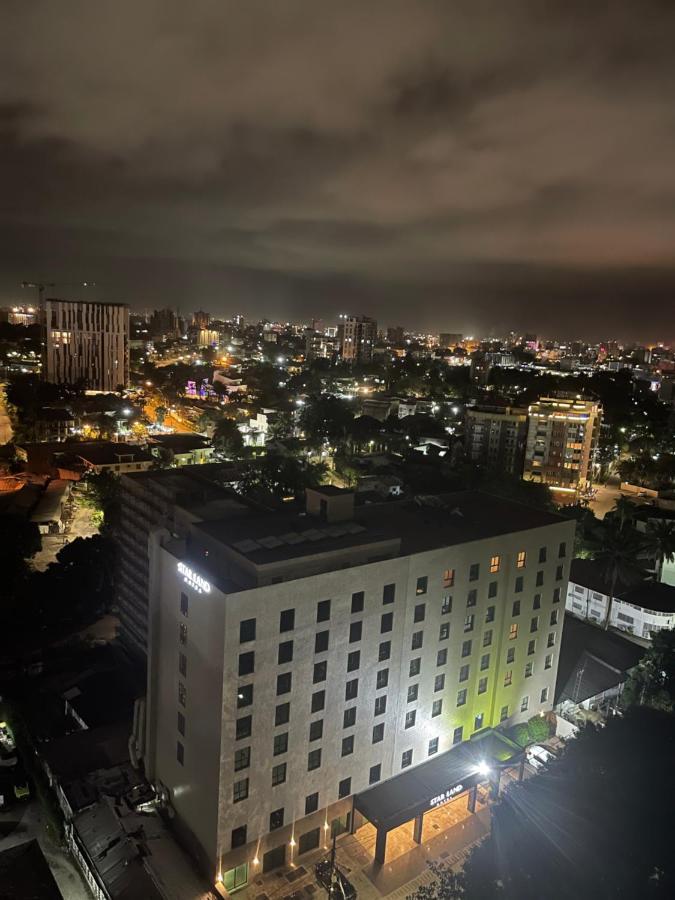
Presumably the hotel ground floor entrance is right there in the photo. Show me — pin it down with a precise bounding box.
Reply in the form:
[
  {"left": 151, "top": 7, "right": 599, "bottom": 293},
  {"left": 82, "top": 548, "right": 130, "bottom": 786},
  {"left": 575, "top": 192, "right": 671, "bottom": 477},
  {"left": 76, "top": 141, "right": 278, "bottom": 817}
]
[{"left": 352, "top": 729, "right": 524, "bottom": 866}]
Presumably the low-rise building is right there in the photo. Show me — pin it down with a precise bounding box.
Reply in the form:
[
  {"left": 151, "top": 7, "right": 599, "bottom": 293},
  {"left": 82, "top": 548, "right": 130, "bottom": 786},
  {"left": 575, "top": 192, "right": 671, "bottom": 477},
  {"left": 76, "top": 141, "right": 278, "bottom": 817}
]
[
  {"left": 148, "top": 433, "right": 215, "bottom": 467},
  {"left": 465, "top": 406, "right": 528, "bottom": 476},
  {"left": 566, "top": 558, "right": 675, "bottom": 638}
]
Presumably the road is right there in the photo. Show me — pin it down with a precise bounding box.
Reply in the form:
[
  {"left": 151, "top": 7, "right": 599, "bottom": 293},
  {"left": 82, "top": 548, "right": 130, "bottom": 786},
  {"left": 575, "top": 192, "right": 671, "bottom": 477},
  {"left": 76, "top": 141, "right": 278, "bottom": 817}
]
[
  {"left": 0, "top": 383, "right": 13, "bottom": 444},
  {"left": 0, "top": 800, "right": 92, "bottom": 899},
  {"left": 144, "top": 395, "right": 197, "bottom": 433},
  {"left": 588, "top": 484, "right": 622, "bottom": 519}
]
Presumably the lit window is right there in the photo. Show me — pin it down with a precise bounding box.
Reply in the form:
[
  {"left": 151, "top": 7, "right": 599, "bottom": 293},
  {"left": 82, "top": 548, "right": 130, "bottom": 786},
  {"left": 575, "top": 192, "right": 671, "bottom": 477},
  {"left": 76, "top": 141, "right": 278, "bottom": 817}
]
[
  {"left": 517, "top": 551, "right": 526, "bottom": 569},
  {"left": 504, "top": 670, "right": 512, "bottom": 686},
  {"left": 489, "top": 555, "right": 500, "bottom": 574},
  {"left": 509, "top": 623, "right": 518, "bottom": 640},
  {"left": 443, "top": 569, "right": 455, "bottom": 588}
]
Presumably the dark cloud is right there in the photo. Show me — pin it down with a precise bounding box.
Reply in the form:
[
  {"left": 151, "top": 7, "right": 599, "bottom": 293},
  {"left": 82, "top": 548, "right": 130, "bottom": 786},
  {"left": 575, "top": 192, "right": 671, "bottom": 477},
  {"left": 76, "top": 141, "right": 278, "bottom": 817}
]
[{"left": 1, "top": 0, "right": 675, "bottom": 340}]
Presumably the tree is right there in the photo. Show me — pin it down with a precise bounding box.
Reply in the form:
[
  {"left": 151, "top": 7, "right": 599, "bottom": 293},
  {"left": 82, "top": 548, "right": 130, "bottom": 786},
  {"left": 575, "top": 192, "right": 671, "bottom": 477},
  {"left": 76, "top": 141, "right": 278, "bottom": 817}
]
[
  {"left": 80, "top": 470, "right": 121, "bottom": 530},
  {"left": 239, "top": 454, "right": 327, "bottom": 501},
  {"left": 299, "top": 396, "right": 354, "bottom": 445},
  {"left": 611, "top": 495, "right": 637, "bottom": 529},
  {"left": 212, "top": 417, "right": 244, "bottom": 458},
  {"left": 588, "top": 520, "right": 645, "bottom": 629},
  {"left": 155, "top": 405, "right": 168, "bottom": 427},
  {"left": 644, "top": 520, "right": 675, "bottom": 581},
  {"left": 456, "top": 707, "right": 675, "bottom": 899},
  {"left": 406, "top": 860, "right": 463, "bottom": 900},
  {"left": 623, "top": 628, "right": 675, "bottom": 711}
]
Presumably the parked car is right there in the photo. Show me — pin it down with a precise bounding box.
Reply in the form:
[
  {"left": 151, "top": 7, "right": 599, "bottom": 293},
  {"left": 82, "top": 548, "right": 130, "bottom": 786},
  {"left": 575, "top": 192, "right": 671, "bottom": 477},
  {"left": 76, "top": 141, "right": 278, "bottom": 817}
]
[{"left": 526, "top": 744, "right": 556, "bottom": 771}]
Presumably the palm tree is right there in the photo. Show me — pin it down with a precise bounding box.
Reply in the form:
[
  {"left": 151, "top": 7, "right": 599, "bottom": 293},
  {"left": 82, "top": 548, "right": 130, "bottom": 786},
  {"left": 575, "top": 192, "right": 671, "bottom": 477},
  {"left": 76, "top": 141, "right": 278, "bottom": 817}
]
[
  {"left": 589, "top": 521, "right": 646, "bottom": 630},
  {"left": 644, "top": 520, "right": 675, "bottom": 582},
  {"left": 611, "top": 495, "right": 637, "bottom": 529}
]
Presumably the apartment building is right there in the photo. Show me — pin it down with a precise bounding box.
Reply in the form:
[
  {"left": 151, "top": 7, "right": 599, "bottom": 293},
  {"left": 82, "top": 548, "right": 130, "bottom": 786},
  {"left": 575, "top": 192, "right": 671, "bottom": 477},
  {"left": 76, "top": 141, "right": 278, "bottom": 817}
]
[
  {"left": 339, "top": 315, "right": 377, "bottom": 364},
  {"left": 115, "top": 464, "right": 243, "bottom": 661},
  {"left": 144, "top": 488, "right": 574, "bottom": 888},
  {"left": 464, "top": 406, "right": 528, "bottom": 476},
  {"left": 44, "top": 298, "right": 129, "bottom": 391},
  {"left": 523, "top": 395, "right": 602, "bottom": 497}
]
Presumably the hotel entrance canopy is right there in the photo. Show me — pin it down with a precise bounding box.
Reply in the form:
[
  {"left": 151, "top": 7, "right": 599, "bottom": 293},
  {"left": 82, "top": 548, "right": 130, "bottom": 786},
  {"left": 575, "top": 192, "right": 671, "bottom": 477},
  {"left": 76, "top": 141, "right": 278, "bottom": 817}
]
[{"left": 354, "top": 729, "right": 523, "bottom": 835}]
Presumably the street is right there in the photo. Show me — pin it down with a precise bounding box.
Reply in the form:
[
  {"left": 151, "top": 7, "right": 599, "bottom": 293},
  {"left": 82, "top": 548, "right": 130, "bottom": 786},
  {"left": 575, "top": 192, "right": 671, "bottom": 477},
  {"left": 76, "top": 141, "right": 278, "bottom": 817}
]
[
  {"left": 587, "top": 484, "right": 622, "bottom": 519},
  {"left": 31, "top": 495, "right": 99, "bottom": 572}
]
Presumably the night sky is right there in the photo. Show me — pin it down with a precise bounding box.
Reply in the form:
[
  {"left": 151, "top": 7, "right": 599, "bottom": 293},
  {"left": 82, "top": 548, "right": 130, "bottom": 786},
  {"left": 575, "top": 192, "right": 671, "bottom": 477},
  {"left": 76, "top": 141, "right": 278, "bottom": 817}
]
[{"left": 2, "top": 1, "right": 675, "bottom": 341}]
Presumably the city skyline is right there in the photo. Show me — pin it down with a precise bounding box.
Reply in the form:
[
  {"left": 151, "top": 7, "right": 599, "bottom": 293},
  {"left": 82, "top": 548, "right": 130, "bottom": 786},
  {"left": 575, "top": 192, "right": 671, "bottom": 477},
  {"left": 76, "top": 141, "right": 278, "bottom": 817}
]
[{"left": 2, "top": 2, "right": 675, "bottom": 342}]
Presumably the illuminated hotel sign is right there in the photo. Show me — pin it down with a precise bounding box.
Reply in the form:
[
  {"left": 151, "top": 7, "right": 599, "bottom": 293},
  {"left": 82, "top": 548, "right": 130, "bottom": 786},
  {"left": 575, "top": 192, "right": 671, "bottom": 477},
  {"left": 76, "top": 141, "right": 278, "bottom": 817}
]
[
  {"left": 429, "top": 783, "right": 464, "bottom": 808},
  {"left": 177, "top": 562, "right": 211, "bottom": 594}
]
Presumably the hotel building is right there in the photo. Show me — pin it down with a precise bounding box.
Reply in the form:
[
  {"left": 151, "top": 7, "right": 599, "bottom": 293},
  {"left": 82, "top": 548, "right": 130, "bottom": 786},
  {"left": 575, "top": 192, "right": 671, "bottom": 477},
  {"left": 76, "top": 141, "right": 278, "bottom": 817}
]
[{"left": 144, "top": 487, "right": 574, "bottom": 889}]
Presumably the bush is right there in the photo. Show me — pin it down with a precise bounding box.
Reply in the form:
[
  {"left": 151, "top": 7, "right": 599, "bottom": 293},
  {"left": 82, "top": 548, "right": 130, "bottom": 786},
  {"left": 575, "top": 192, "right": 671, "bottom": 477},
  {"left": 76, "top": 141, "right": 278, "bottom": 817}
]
[
  {"left": 511, "top": 722, "right": 530, "bottom": 747},
  {"left": 527, "top": 714, "right": 552, "bottom": 743}
]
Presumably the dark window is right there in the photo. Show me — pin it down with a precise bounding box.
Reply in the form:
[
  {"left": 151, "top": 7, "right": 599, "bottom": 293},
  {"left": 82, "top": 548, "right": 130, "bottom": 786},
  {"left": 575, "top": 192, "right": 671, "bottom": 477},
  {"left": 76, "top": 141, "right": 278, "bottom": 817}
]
[
  {"left": 270, "top": 808, "right": 284, "bottom": 830},
  {"left": 231, "top": 825, "right": 247, "bottom": 849},
  {"left": 483, "top": 629, "right": 493, "bottom": 647},
  {"left": 272, "top": 763, "right": 287, "bottom": 786},
  {"left": 411, "top": 631, "right": 423, "bottom": 650},
  {"left": 432, "top": 699, "right": 442, "bottom": 717},
  {"left": 372, "top": 723, "right": 384, "bottom": 743},
  {"left": 405, "top": 710, "right": 416, "bottom": 729},
  {"left": 374, "top": 695, "right": 386, "bottom": 715},
  {"left": 349, "top": 621, "right": 362, "bottom": 643},
  {"left": 461, "top": 640, "right": 472, "bottom": 657},
  {"left": 558, "top": 542, "right": 567, "bottom": 558},
  {"left": 317, "top": 599, "right": 331, "bottom": 622},
  {"left": 414, "top": 603, "right": 426, "bottom": 623},
  {"left": 180, "top": 592, "right": 188, "bottom": 617},
  {"left": 345, "top": 678, "right": 358, "bottom": 701},
  {"left": 515, "top": 576, "right": 524, "bottom": 593},
  {"left": 439, "top": 622, "right": 450, "bottom": 640},
  {"left": 237, "top": 684, "right": 253, "bottom": 708},
  {"left": 401, "top": 749, "right": 413, "bottom": 768},
  {"left": 239, "top": 618, "right": 256, "bottom": 643},
  {"left": 506, "top": 647, "right": 515, "bottom": 664},
  {"left": 383, "top": 583, "right": 396, "bottom": 604},
  {"left": 539, "top": 546, "right": 547, "bottom": 563},
  {"left": 512, "top": 600, "right": 521, "bottom": 617},
  {"left": 177, "top": 741, "right": 184, "bottom": 765},
  {"left": 474, "top": 713, "right": 484, "bottom": 731},
  {"left": 305, "top": 792, "right": 319, "bottom": 815},
  {"left": 533, "top": 593, "right": 541, "bottom": 610},
  {"left": 379, "top": 641, "right": 391, "bottom": 661},
  {"left": 275, "top": 701, "right": 290, "bottom": 725},
  {"left": 276, "top": 672, "right": 292, "bottom": 695},
  {"left": 556, "top": 565, "right": 563, "bottom": 581},
  {"left": 369, "top": 764, "right": 381, "bottom": 784},
  {"left": 428, "top": 737, "right": 439, "bottom": 756},
  {"left": 236, "top": 716, "right": 252, "bottom": 740},
  {"left": 553, "top": 587, "right": 561, "bottom": 603},
  {"left": 376, "top": 668, "right": 389, "bottom": 689},
  {"left": 178, "top": 682, "right": 186, "bottom": 707},
  {"left": 273, "top": 733, "right": 288, "bottom": 756},
  {"left": 351, "top": 591, "right": 365, "bottom": 613},
  {"left": 527, "top": 639, "right": 536, "bottom": 656},
  {"left": 485, "top": 606, "right": 495, "bottom": 623},
  {"left": 441, "top": 595, "right": 452, "bottom": 614},
  {"left": 478, "top": 677, "right": 488, "bottom": 694},
  {"left": 315, "top": 630, "right": 329, "bottom": 653},
  {"left": 453, "top": 726, "right": 463, "bottom": 745},
  {"left": 238, "top": 652, "right": 254, "bottom": 676},
  {"left": 311, "top": 690, "right": 325, "bottom": 713},
  {"left": 178, "top": 652, "right": 187, "bottom": 677},
  {"left": 341, "top": 736, "right": 354, "bottom": 757},
  {"left": 407, "top": 684, "right": 418, "bottom": 703},
  {"left": 278, "top": 640, "right": 293, "bottom": 664},
  {"left": 308, "top": 749, "right": 322, "bottom": 771},
  {"left": 381, "top": 612, "right": 394, "bottom": 633},
  {"left": 467, "top": 589, "right": 477, "bottom": 608},
  {"left": 530, "top": 616, "right": 539, "bottom": 633},
  {"left": 179, "top": 622, "right": 187, "bottom": 645},
  {"left": 416, "top": 576, "right": 428, "bottom": 595},
  {"left": 463, "top": 615, "right": 474, "bottom": 633},
  {"left": 480, "top": 653, "right": 490, "bottom": 671},
  {"left": 309, "top": 719, "right": 323, "bottom": 741},
  {"left": 434, "top": 674, "right": 445, "bottom": 692},
  {"left": 347, "top": 650, "right": 360, "bottom": 672},
  {"left": 469, "top": 563, "right": 480, "bottom": 581},
  {"left": 536, "top": 570, "right": 544, "bottom": 587},
  {"left": 280, "top": 609, "right": 295, "bottom": 632},
  {"left": 313, "top": 661, "right": 327, "bottom": 684},
  {"left": 437, "top": 648, "right": 447, "bottom": 666},
  {"left": 409, "top": 657, "right": 421, "bottom": 677},
  {"left": 177, "top": 711, "right": 185, "bottom": 736},
  {"left": 233, "top": 778, "right": 249, "bottom": 803},
  {"left": 459, "top": 664, "right": 470, "bottom": 682},
  {"left": 338, "top": 777, "right": 352, "bottom": 798},
  {"left": 343, "top": 707, "right": 356, "bottom": 728},
  {"left": 488, "top": 581, "right": 498, "bottom": 599}
]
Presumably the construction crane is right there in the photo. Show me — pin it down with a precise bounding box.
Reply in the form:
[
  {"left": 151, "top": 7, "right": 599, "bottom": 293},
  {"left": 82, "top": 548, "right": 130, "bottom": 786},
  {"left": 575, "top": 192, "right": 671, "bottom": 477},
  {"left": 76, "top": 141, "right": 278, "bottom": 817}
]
[{"left": 21, "top": 280, "right": 96, "bottom": 308}]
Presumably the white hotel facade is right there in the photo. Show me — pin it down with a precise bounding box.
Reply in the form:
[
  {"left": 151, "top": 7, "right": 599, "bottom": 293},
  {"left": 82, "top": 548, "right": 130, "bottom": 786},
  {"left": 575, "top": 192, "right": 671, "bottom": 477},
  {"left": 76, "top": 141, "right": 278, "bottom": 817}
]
[{"left": 144, "top": 488, "right": 574, "bottom": 889}]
